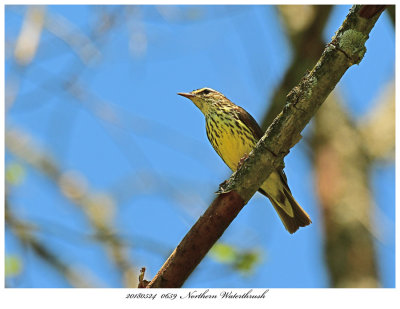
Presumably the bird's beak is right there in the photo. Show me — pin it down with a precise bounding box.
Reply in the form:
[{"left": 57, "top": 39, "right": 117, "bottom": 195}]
[{"left": 178, "top": 92, "right": 195, "bottom": 99}]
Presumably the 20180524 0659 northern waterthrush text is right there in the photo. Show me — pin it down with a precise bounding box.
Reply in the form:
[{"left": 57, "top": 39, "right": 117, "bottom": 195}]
[{"left": 178, "top": 87, "right": 311, "bottom": 234}]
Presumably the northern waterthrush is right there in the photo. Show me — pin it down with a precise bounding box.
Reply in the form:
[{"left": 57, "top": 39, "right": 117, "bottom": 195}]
[{"left": 178, "top": 87, "right": 311, "bottom": 234}]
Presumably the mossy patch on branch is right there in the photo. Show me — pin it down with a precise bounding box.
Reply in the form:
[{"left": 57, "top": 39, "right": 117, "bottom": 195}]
[{"left": 338, "top": 29, "right": 367, "bottom": 64}]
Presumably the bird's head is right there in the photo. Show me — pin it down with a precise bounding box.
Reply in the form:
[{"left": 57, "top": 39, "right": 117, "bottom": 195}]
[{"left": 178, "top": 87, "right": 230, "bottom": 116}]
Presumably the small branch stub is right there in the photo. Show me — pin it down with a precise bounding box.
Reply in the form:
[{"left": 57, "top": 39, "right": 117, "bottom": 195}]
[{"left": 137, "top": 267, "right": 149, "bottom": 288}]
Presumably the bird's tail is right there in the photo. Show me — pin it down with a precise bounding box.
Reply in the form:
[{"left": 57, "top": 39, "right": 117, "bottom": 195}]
[{"left": 259, "top": 186, "right": 311, "bottom": 234}]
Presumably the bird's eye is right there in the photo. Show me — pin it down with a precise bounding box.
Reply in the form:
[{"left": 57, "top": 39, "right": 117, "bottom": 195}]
[{"left": 200, "top": 89, "right": 211, "bottom": 95}]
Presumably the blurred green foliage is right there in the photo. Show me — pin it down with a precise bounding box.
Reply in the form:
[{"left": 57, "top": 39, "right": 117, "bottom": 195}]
[
  {"left": 5, "top": 255, "right": 23, "bottom": 278},
  {"left": 210, "top": 243, "right": 262, "bottom": 275},
  {"left": 5, "top": 162, "right": 26, "bottom": 186}
]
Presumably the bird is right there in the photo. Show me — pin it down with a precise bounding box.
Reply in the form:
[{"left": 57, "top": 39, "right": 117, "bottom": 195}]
[{"left": 178, "top": 87, "right": 311, "bottom": 234}]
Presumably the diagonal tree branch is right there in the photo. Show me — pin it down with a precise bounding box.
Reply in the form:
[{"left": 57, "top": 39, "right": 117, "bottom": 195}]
[{"left": 146, "top": 5, "right": 385, "bottom": 288}]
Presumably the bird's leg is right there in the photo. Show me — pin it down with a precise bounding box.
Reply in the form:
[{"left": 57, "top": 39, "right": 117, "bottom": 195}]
[{"left": 237, "top": 153, "right": 249, "bottom": 170}]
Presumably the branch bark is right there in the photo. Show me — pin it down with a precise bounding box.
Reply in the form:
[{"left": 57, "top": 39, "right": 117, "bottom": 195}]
[{"left": 146, "top": 5, "right": 385, "bottom": 288}]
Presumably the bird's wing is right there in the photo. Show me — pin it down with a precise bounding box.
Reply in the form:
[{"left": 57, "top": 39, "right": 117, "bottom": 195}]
[
  {"left": 234, "top": 105, "right": 264, "bottom": 140},
  {"left": 235, "top": 105, "right": 291, "bottom": 190}
]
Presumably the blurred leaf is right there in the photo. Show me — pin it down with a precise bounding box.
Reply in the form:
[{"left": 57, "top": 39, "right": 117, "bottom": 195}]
[
  {"left": 5, "top": 255, "right": 23, "bottom": 277},
  {"left": 5, "top": 162, "right": 26, "bottom": 185},
  {"left": 211, "top": 243, "right": 262, "bottom": 275},
  {"left": 210, "top": 243, "right": 236, "bottom": 263},
  {"left": 234, "top": 251, "right": 261, "bottom": 274}
]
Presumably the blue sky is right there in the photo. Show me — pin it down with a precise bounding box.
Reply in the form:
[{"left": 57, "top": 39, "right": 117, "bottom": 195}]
[{"left": 5, "top": 5, "right": 395, "bottom": 288}]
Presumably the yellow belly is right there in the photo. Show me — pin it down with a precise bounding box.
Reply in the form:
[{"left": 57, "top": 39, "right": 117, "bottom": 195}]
[
  {"left": 216, "top": 130, "right": 254, "bottom": 171},
  {"left": 206, "top": 115, "right": 257, "bottom": 172},
  {"left": 207, "top": 119, "right": 292, "bottom": 215}
]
